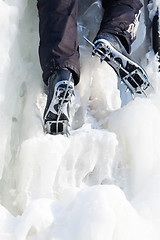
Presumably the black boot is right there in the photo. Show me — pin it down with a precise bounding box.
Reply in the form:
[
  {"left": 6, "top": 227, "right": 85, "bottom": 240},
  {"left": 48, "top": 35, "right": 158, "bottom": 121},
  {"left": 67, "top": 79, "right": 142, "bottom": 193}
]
[
  {"left": 90, "top": 33, "right": 151, "bottom": 96},
  {"left": 44, "top": 69, "right": 74, "bottom": 135}
]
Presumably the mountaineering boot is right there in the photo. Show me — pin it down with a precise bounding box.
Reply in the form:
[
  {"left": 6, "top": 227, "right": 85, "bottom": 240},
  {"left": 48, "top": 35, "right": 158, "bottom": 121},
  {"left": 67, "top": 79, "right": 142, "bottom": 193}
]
[
  {"left": 43, "top": 69, "right": 74, "bottom": 135},
  {"left": 84, "top": 33, "right": 152, "bottom": 97}
]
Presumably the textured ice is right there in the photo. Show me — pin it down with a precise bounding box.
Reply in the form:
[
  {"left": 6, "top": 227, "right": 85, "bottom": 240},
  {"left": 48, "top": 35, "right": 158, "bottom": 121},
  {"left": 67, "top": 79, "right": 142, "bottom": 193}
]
[{"left": 0, "top": 0, "right": 160, "bottom": 240}]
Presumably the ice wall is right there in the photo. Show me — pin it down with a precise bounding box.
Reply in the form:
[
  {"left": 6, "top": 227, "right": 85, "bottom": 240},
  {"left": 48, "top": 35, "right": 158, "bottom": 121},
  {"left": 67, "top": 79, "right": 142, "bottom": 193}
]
[{"left": 0, "top": 0, "right": 160, "bottom": 240}]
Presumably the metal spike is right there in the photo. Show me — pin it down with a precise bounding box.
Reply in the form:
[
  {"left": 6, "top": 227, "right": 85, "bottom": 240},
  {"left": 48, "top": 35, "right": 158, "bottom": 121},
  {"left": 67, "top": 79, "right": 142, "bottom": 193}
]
[
  {"left": 125, "top": 87, "right": 130, "bottom": 93},
  {"left": 120, "top": 80, "right": 124, "bottom": 85},
  {"left": 131, "top": 93, "right": 135, "bottom": 100},
  {"left": 83, "top": 36, "right": 95, "bottom": 48}
]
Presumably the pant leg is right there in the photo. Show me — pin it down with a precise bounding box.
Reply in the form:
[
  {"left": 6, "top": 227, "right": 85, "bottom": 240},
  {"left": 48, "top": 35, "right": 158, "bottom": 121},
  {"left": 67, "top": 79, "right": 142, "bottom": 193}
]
[
  {"left": 37, "top": 0, "right": 80, "bottom": 85},
  {"left": 97, "top": 0, "right": 143, "bottom": 53}
]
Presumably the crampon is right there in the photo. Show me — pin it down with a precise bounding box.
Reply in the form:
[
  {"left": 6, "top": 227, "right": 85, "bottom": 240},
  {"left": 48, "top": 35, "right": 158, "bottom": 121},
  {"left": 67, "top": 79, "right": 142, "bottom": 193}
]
[{"left": 84, "top": 36, "right": 153, "bottom": 98}]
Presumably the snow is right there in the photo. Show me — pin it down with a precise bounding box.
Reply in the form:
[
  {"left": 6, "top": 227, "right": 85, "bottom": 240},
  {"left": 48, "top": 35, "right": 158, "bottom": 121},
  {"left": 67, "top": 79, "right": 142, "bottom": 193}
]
[
  {"left": 0, "top": 0, "right": 160, "bottom": 239},
  {"left": 148, "top": 0, "right": 160, "bottom": 21}
]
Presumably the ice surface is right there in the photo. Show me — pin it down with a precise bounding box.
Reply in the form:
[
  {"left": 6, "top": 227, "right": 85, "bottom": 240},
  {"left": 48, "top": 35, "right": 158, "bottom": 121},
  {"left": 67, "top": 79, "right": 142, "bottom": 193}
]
[{"left": 0, "top": 0, "right": 160, "bottom": 240}]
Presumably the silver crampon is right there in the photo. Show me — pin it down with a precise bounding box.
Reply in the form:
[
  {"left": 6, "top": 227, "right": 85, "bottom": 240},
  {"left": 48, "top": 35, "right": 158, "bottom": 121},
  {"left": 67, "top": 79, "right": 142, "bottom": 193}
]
[
  {"left": 44, "top": 74, "right": 74, "bottom": 136},
  {"left": 84, "top": 36, "right": 153, "bottom": 98},
  {"left": 44, "top": 119, "right": 70, "bottom": 136}
]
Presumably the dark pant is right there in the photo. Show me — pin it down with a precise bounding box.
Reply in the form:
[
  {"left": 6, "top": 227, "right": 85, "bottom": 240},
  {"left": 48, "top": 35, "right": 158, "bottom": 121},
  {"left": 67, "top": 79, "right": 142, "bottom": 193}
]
[{"left": 37, "top": 0, "right": 143, "bottom": 85}]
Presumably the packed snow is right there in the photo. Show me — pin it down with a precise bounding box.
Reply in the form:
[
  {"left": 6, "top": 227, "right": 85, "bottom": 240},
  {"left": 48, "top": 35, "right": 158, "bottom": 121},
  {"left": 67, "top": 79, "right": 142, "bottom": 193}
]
[{"left": 0, "top": 0, "right": 160, "bottom": 239}]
